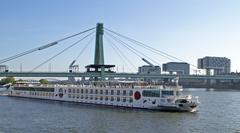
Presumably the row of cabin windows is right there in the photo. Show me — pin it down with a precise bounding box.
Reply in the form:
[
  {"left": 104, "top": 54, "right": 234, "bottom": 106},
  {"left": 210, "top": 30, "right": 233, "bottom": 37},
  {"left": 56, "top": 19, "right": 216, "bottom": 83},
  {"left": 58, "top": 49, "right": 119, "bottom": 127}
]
[
  {"left": 14, "top": 87, "right": 54, "bottom": 92},
  {"left": 142, "top": 90, "right": 160, "bottom": 97},
  {"left": 142, "top": 90, "right": 174, "bottom": 97},
  {"left": 29, "top": 91, "right": 54, "bottom": 97},
  {"left": 68, "top": 94, "right": 133, "bottom": 103},
  {"left": 162, "top": 90, "right": 174, "bottom": 96},
  {"left": 68, "top": 89, "right": 133, "bottom": 96}
]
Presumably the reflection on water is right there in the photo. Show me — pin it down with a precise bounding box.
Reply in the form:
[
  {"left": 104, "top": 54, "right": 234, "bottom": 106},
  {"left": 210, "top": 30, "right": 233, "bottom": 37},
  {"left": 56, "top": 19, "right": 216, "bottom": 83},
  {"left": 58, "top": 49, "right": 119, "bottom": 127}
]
[{"left": 0, "top": 89, "right": 240, "bottom": 133}]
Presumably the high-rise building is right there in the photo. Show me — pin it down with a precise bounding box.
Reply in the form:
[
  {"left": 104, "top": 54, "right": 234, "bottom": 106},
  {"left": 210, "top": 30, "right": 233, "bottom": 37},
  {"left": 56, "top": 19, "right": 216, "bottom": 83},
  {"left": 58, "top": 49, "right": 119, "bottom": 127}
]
[
  {"left": 138, "top": 65, "right": 161, "bottom": 82},
  {"left": 0, "top": 65, "right": 8, "bottom": 72},
  {"left": 138, "top": 65, "right": 161, "bottom": 74},
  {"left": 162, "top": 62, "right": 190, "bottom": 75},
  {"left": 197, "top": 56, "right": 231, "bottom": 75}
]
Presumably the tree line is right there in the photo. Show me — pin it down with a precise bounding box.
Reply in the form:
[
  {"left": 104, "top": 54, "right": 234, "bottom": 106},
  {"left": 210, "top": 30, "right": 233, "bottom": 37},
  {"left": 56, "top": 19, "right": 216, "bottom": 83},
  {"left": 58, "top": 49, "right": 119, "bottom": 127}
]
[{"left": 0, "top": 77, "right": 48, "bottom": 85}]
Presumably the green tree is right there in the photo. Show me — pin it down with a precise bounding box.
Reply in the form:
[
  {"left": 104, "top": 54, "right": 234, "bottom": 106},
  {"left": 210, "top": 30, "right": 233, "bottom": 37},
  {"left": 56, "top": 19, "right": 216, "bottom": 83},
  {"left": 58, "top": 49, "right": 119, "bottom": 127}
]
[
  {"left": 0, "top": 77, "right": 16, "bottom": 85},
  {"left": 39, "top": 79, "right": 48, "bottom": 84},
  {"left": 18, "top": 79, "right": 24, "bottom": 82}
]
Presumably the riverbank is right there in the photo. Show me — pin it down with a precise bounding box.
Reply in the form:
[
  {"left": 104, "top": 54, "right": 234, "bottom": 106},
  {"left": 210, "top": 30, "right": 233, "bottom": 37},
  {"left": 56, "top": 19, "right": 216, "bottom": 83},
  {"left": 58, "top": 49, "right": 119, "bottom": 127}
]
[
  {"left": 181, "top": 84, "right": 240, "bottom": 90},
  {"left": 179, "top": 78, "right": 240, "bottom": 90}
]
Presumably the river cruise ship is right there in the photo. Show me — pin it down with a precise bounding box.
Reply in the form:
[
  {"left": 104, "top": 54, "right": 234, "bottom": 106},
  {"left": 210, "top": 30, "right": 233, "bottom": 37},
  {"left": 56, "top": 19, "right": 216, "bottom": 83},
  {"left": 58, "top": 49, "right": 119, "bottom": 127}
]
[
  {"left": 8, "top": 81, "right": 199, "bottom": 112},
  {"left": 8, "top": 82, "right": 199, "bottom": 112}
]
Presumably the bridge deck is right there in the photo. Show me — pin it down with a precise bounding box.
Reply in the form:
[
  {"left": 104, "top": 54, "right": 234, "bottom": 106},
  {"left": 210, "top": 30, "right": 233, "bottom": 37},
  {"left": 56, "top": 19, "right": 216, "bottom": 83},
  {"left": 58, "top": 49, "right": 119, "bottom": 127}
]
[{"left": 1, "top": 72, "right": 240, "bottom": 80}]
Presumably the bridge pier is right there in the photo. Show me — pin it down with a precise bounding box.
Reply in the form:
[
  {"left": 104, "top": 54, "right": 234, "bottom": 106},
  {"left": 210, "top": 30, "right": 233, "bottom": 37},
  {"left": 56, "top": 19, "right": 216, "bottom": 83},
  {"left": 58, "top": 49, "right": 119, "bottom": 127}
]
[
  {"left": 85, "top": 23, "right": 115, "bottom": 81},
  {"left": 204, "top": 79, "right": 216, "bottom": 88}
]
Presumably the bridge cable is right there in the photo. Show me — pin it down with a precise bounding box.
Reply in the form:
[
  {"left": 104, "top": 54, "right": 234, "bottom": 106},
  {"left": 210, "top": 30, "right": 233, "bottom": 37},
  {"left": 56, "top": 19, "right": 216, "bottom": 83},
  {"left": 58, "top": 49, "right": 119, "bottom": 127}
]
[
  {"left": 30, "top": 31, "right": 95, "bottom": 72},
  {"left": 106, "top": 28, "right": 175, "bottom": 62},
  {"left": 69, "top": 35, "right": 95, "bottom": 68},
  {"left": 74, "top": 35, "right": 95, "bottom": 62},
  {"left": 0, "top": 27, "right": 96, "bottom": 65},
  {"left": 105, "top": 28, "right": 180, "bottom": 62},
  {"left": 106, "top": 31, "right": 161, "bottom": 66},
  {"left": 105, "top": 31, "right": 161, "bottom": 66},
  {"left": 105, "top": 36, "right": 136, "bottom": 72},
  {"left": 104, "top": 35, "right": 135, "bottom": 72},
  {"left": 104, "top": 28, "right": 198, "bottom": 68}
]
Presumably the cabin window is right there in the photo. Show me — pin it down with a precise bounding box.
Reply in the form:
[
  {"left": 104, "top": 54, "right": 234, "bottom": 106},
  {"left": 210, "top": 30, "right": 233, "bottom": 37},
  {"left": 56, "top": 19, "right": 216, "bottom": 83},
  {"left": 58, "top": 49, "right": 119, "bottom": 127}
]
[
  {"left": 123, "top": 97, "right": 126, "bottom": 102},
  {"left": 85, "top": 89, "right": 88, "bottom": 94},
  {"left": 81, "top": 95, "right": 84, "bottom": 99},
  {"left": 105, "top": 90, "right": 108, "bottom": 95},
  {"left": 77, "top": 89, "right": 80, "bottom": 93},
  {"left": 100, "top": 90, "right": 103, "bottom": 94},
  {"left": 142, "top": 90, "right": 160, "bottom": 97},
  {"left": 90, "top": 95, "right": 93, "bottom": 100},
  {"left": 95, "top": 89, "right": 98, "bottom": 94},
  {"left": 117, "top": 90, "right": 120, "bottom": 95},
  {"left": 100, "top": 96, "right": 103, "bottom": 100},
  {"left": 90, "top": 89, "right": 93, "bottom": 94},
  {"left": 59, "top": 88, "right": 63, "bottom": 93},
  {"left": 117, "top": 97, "right": 120, "bottom": 102},
  {"left": 129, "top": 90, "right": 133, "bottom": 96},
  {"left": 162, "top": 90, "right": 174, "bottom": 97},
  {"left": 111, "top": 97, "right": 114, "bottom": 101},
  {"left": 123, "top": 90, "right": 126, "bottom": 95},
  {"left": 111, "top": 90, "right": 114, "bottom": 95},
  {"left": 129, "top": 98, "right": 133, "bottom": 103},
  {"left": 81, "top": 89, "right": 84, "bottom": 93},
  {"left": 105, "top": 97, "right": 108, "bottom": 101}
]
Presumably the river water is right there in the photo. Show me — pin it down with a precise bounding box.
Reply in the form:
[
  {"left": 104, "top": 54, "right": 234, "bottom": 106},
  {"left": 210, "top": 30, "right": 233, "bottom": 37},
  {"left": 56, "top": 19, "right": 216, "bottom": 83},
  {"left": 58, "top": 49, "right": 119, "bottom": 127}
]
[{"left": 0, "top": 88, "right": 240, "bottom": 133}]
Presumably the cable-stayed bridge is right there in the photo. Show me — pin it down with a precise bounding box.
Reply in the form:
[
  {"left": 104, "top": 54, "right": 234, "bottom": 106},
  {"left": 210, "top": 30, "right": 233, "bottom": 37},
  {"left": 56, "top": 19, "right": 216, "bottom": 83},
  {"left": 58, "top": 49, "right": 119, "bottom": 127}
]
[{"left": 0, "top": 23, "right": 240, "bottom": 82}]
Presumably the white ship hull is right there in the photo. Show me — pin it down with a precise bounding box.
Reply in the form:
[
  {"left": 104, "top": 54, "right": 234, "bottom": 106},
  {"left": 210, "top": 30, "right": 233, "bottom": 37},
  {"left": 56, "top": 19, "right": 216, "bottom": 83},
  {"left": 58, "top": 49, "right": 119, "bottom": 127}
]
[{"left": 8, "top": 84, "right": 199, "bottom": 112}]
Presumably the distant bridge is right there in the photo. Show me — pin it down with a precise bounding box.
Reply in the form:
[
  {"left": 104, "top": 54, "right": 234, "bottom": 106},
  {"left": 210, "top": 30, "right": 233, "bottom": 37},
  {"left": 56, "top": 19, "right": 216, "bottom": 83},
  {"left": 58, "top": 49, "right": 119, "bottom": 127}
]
[{"left": 1, "top": 72, "right": 240, "bottom": 80}]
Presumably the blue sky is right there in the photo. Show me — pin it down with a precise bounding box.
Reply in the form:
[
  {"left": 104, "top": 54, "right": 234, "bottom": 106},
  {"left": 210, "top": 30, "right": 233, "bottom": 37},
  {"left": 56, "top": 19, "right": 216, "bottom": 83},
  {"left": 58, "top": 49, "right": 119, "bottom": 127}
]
[{"left": 0, "top": 0, "right": 240, "bottom": 73}]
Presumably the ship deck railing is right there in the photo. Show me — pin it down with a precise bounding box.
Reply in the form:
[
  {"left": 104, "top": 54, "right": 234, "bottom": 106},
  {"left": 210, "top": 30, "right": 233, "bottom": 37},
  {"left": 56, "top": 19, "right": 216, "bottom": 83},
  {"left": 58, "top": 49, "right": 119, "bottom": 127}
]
[
  {"left": 13, "top": 84, "right": 167, "bottom": 89},
  {"left": 13, "top": 84, "right": 185, "bottom": 91}
]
